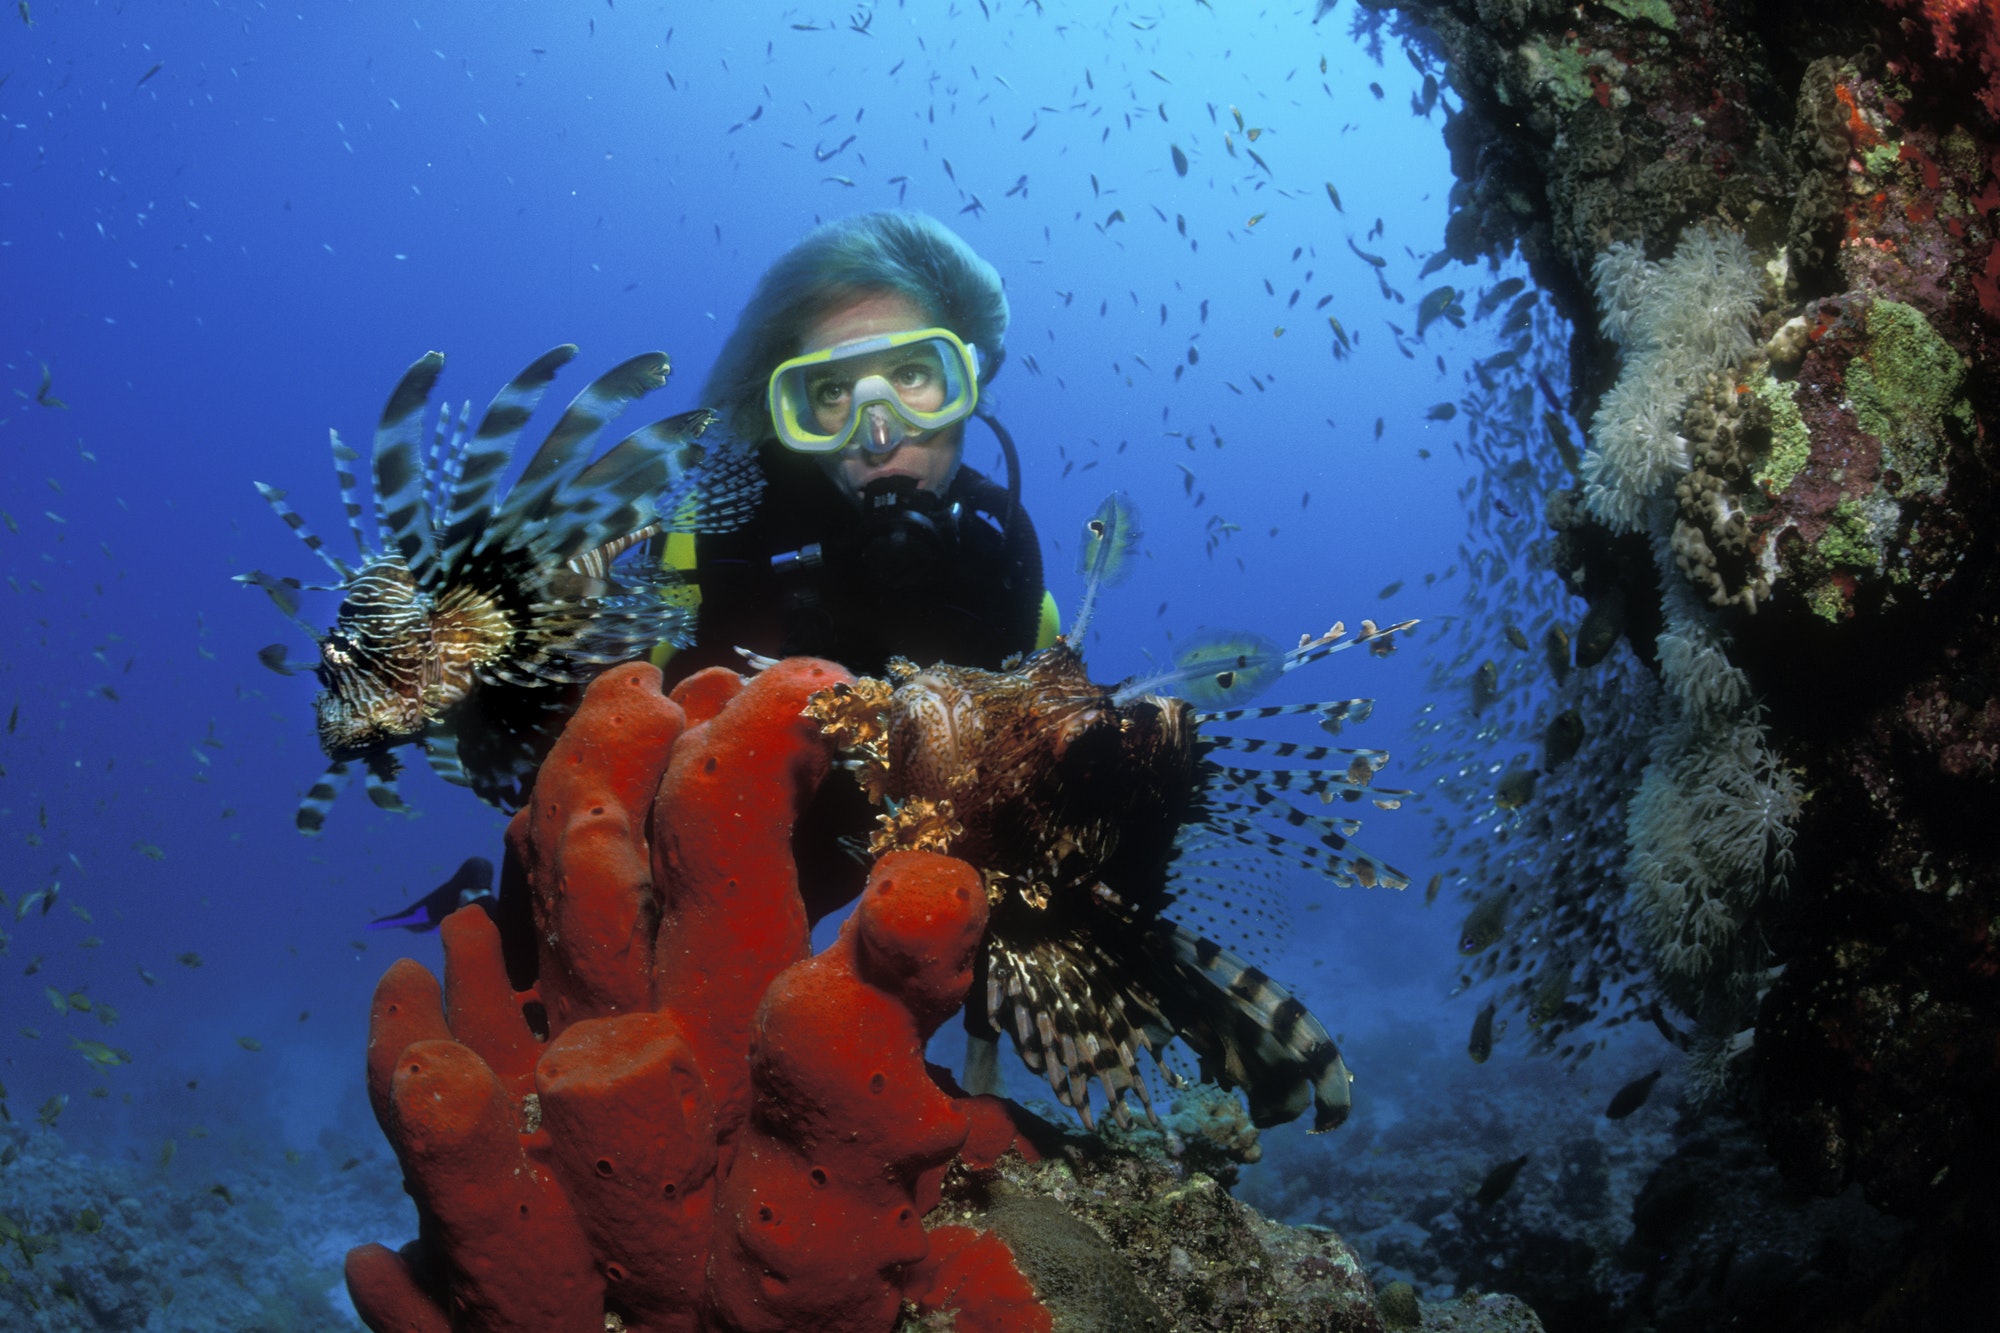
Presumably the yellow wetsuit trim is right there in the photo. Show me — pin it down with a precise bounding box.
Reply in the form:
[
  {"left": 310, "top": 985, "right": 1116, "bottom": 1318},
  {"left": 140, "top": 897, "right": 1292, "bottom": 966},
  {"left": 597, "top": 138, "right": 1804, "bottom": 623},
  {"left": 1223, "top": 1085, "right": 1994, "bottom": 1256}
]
[
  {"left": 1034, "top": 589, "right": 1060, "bottom": 651},
  {"left": 648, "top": 532, "right": 702, "bottom": 669}
]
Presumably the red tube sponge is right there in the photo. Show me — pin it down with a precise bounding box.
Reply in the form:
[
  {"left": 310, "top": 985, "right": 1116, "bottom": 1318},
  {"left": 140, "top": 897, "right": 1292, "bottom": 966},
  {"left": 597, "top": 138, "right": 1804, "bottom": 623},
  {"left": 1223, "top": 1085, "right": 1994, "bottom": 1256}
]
[{"left": 348, "top": 661, "right": 1048, "bottom": 1333}]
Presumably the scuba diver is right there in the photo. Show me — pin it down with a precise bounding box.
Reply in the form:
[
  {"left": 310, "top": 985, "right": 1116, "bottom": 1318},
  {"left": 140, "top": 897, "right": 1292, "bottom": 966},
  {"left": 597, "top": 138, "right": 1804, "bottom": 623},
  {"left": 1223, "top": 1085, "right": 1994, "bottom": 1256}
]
[
  {"left": 655, "top": 213, "right": 1056, "bottom": 1099},
  {"left": 654, "top": 210, "right": 1057, "bottom": 684}
]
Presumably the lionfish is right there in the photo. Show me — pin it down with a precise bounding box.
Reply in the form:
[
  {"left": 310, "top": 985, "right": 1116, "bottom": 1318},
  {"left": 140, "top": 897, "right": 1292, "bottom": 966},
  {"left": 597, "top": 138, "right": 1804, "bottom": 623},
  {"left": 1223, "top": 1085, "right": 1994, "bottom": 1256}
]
[
  {"left": 242, "top": 346, "right": 761, "bottom": 832},
  {"left": 806, "top": 492, "right": 1416, "bottom": 1133}
]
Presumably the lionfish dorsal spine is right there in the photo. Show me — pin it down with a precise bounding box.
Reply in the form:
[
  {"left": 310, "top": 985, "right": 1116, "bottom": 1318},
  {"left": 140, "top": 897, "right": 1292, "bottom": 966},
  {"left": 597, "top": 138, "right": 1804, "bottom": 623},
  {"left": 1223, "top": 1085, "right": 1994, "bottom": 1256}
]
[
  {"left": 252, "top": 480, "right": 353, "bottom": 581},
  {"left": 371, "top": 350, "right": 447, "bottom": 583},
  {"left": 484, "top": 351, "right": 672, "bottom": 550},
  {"left": 432, "top": 345, "right": 579, "bottom": 579},
  {"left": 424, "top": 397, "right": 472, "bottom": 526},
  {"left": 328, "top": 430, "right": 370, "bottom": 561}
]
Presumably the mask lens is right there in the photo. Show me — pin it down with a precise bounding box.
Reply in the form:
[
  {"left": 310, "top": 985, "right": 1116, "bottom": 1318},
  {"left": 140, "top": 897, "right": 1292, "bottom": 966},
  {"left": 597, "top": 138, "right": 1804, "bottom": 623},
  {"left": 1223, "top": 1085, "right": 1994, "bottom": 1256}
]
[{"left": 769, "top": 328, "right": 979, "bottom": 453}]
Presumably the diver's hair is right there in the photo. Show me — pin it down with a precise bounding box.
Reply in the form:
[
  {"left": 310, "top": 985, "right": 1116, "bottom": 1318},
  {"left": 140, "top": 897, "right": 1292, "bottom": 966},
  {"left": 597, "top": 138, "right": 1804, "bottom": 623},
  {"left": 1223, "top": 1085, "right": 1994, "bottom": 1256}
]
[{"left": 701, "top": 210, "right": 1009, "bottom": 442}]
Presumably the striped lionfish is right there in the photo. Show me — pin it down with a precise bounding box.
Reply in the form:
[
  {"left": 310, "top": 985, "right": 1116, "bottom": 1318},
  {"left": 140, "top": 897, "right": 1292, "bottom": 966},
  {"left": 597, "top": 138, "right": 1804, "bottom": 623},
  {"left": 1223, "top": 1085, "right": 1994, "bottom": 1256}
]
[
  {"left": 241, "top": 347, "right": 761, "bottom": 832},
  {"left": 806, "top": 492, "right": 1416, "bottom": 1133}
]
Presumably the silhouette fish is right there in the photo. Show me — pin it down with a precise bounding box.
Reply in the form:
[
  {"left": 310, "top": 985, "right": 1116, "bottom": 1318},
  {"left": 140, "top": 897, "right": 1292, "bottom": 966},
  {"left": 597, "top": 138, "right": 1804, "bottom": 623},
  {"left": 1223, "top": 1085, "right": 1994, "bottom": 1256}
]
[{"left": 368, "top": 856, "right": 495, "bottom": 932}]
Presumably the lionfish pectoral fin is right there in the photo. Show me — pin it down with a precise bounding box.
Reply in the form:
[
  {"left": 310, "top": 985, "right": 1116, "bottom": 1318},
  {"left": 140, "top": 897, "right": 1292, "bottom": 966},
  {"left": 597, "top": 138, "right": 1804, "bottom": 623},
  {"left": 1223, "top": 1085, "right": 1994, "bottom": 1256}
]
[
  {"left": 422, "top": 729, "right": 472, "bottom": 789},
  {"left": 296, "top": 759, "right": 355, "bottom": 835},
  {"left": 734, "top": 647, "right": 782, "bottom": 674},
  {"left": 362, "top": 754, "right": 411, "bottom": 814},
  {"left": 987, "top": 933, "right": 1168, "bottom": 1132},
  {"left": 1142, "top": 917, "right": 1353, "bottom": 1133}
]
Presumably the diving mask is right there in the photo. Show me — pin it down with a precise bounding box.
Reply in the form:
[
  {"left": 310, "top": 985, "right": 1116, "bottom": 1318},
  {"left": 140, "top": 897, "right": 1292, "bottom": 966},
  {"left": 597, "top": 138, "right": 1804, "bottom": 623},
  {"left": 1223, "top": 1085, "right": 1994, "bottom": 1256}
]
[{"left": 769, "top": 326, "right": 981, "bottom": 455}]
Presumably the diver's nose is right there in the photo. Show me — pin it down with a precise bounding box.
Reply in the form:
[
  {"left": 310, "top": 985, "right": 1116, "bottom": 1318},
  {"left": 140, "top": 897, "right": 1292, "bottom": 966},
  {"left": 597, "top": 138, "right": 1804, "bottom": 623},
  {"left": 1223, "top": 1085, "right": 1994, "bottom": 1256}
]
[{"left": 860, "top": 403, "right": 902, "bottom": 455}]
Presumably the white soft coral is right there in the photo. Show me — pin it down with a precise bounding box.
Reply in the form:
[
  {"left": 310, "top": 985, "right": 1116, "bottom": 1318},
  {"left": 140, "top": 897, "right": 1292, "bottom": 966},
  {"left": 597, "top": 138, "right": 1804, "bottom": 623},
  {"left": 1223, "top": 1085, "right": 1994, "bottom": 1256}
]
[{"left": 1584, "top": 226, "right": 1766, "bottom": 532}]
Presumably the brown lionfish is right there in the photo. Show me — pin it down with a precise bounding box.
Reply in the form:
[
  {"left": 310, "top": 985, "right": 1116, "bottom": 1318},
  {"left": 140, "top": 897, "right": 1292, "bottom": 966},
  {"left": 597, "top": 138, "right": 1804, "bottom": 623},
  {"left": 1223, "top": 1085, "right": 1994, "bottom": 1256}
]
[
  {"left": 241, "top": 346, "right": 761, "bottom": 832},
  {"left": 807, "top": 492, "right": 1416, "bottom": 1133}
]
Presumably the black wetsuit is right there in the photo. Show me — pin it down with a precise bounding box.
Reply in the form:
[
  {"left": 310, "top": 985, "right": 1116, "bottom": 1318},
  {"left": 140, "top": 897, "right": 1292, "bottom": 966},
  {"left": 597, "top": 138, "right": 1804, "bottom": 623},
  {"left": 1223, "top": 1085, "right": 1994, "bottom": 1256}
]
[
  {"left": 666, "top": 441, "right": 1047, "bottom": 682},
  {"left": 655, "top": 440, "right": 1049, "bottom": 925}
]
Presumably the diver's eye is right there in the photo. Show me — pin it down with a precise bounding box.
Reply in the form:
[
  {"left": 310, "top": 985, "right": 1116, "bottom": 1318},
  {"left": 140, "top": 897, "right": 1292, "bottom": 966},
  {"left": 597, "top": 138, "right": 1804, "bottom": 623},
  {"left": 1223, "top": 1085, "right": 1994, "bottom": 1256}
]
[
  {"left": 890, "top": 359, "right": 935, "bottom": 389},
  {"left": 808, "top": 378, "right": 851, "bottom": 410}
]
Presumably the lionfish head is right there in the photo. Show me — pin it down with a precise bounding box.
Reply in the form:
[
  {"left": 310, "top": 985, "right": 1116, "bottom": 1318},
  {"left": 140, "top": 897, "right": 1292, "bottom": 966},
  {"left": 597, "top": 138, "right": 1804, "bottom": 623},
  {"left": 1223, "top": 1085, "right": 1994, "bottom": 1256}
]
[{"left": 312, "top": 555, "right": 431, "bottom": 758}]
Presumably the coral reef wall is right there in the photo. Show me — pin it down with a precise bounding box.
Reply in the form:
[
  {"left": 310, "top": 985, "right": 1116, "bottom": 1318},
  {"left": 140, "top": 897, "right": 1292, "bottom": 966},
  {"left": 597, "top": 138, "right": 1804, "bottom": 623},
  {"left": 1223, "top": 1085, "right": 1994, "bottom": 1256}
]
[{"left": 1367, "top": 0, "right": 1998, "bottom": 1318}]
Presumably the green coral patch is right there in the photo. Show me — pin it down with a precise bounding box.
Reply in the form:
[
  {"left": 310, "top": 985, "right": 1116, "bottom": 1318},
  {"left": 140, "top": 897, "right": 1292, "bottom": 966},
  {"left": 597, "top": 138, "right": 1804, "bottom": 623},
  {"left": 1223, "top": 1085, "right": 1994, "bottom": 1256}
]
[
  {"left": 1519, "top": 39, "right": 1604, "bottom": 111},
  {"left": 1848, "top": 300, "right": 1966, "bottom": 468},
  {"left": 1601, "top": 0, "right": 1679, "bottom": 31},
  {"left": 1817, "top": 498, "right": 1880, "bottom": 571},
  {"left": 1753, "top": 373, "right": 1812, "bottom": 496}
]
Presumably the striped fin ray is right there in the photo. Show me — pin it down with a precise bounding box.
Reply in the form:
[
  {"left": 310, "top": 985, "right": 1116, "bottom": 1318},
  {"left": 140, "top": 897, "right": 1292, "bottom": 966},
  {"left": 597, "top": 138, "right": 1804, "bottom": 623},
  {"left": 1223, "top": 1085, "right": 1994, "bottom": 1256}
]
[
  {"left": 252, "top": 482, "right": 353, "bottom": 580},
  {"left": 488, "top": 352, "right": 672, "bottom": 539},
  {"left": 1275, "top": 617, "right": 1422, "bottom": 675},
  {"left": 567, "top": 408, "right": 717, "bottom": 503},
  {"left": 328, "top": 430, "right": 370, "bottom": 559},
  {"left": 987, "top": 933, "right": 1170, "bottom": 1131},
  {"left": 561, "top": 526, "right": 664, "bottom": 581},
  {"left": 371, "top": 351, "right": 447, "bottom": 581},
  {"left": 1195, "top": 697, "right": 1376, "bottom": 731},
  {"left": 363, "top": 759, "right": 408, "bottom": 813},
  {"left": 295, "top": 760, "right": 355, "bottom": 835},
  {"left": 1196, "top": 734, "right": 1379, "bottom": 763},
  {"left": 421, "top": 729, "right": 471, "bottom": 789},
  {"left": 659, "top": 437, "right": 767, "bottom": 533},
  {"left": 434, "top": 346, "right": 580, "bottom": 579},
  {"left": 1207, "top": 756, "right": 1394, "bottom": 795},
  {"left": 1178, "top": 817, "right": 1412, "bottom": 890},
  {"left": 539, "top": 420, "right": 762, "bottom": 570},
  {"left": 484, "top": 578, "right": 694, "bottom": 685},
  {"left": 425, "top": 398, "right": 473, "bottom": 527},
  {"left": 1137, "top": 917, "right": 1353, "bottom": 1132},
  {"left": 527, "top": 422, "right": 699, "bottom": 567},
  {"left": 1196, "top": 794, "right": 1365, "bottom": 844}
]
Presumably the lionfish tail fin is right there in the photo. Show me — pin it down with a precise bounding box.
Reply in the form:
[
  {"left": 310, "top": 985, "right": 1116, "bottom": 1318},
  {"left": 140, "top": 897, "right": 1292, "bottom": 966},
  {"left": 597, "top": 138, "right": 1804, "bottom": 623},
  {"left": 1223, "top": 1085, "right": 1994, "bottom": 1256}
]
[{"left": 1140, "top": 917, "right": 1352, "bottom": 1132}]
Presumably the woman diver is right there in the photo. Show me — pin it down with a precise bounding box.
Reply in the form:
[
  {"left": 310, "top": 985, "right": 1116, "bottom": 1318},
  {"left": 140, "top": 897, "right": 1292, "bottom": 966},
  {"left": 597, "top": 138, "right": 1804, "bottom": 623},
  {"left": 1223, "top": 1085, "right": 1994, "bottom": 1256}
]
[{"left": 654, "top": 210, "right": 1057, "bottom": 683}]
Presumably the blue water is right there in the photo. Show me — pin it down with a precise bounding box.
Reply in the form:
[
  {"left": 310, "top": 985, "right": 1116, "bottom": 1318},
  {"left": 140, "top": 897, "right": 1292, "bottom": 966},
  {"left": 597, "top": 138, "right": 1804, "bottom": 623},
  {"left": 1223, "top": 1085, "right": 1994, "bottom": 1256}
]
[{"left": 2, "top": 2, "right": 1665, "bottom": 1320}]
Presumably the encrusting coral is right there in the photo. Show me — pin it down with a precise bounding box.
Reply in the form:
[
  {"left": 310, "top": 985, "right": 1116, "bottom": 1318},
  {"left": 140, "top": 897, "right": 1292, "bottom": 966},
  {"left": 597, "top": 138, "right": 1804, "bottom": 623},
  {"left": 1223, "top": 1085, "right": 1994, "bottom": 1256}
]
[{"left": 1670, "top": 361, "right": 1777, "bottom": 613}]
